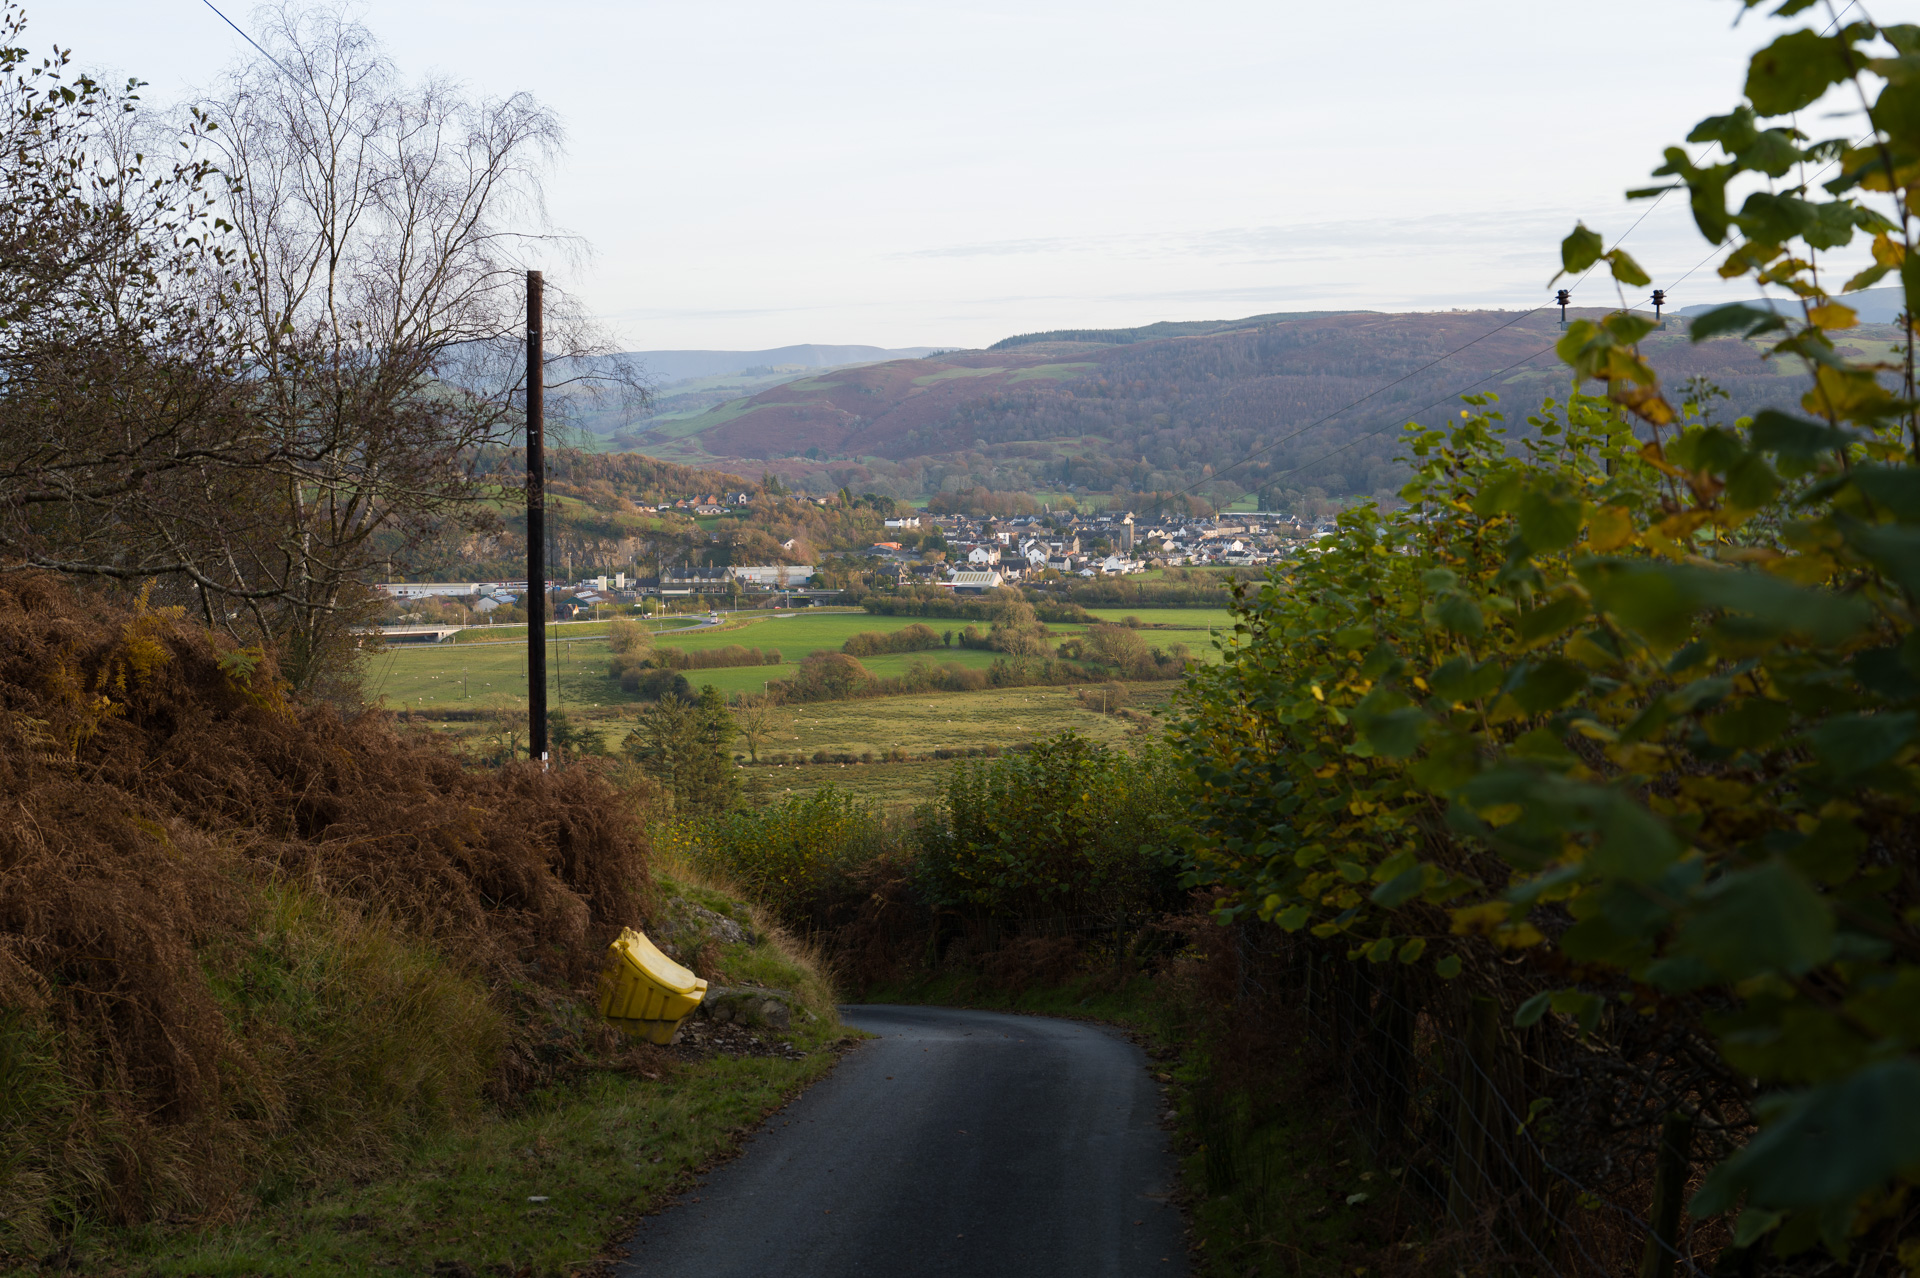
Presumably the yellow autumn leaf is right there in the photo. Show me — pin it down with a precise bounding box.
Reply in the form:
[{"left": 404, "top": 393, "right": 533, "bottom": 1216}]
[
  {"left": 1678, "top": 776, "right": 1752, "bottom": 806},
  {"left": 1633, "top": 529, "right": 1684, "bottom": 562},
  {"left": 1479, "top": 802, "right": 1523, "bottom": 827},
  {"left": 1802, "top": 363, "right": 1894, "bottom": 425},
  {"left": 1764, "top": 553, "right": 1836, "bottom": 586},
  {"left": 1565, "top": 634, "right": 1620, "bottom": 669},
  {"left": 1657, "top": 510, "right": 1714, "bottom": 540},
  {"left": 1449, "top": 900, "right": 1511, "bottom": 935},
  {"left": 1607, "top": 741, "right": 1669, "bottom": 776},
  {"left": 1638, "top": 440, "right": 1684, "bottom": 478},
  {"left": 1871, "top": 232, "right": 1906, "bottom": 268},
  {"left": 1587, "top": 505, "right": 1635, "bottom": 552},
  {"left": 1806, "top": 302, "right": 1857, "bottom": 330},
  {"left": 1493, "top": 922, "right": 1547, "bottom": 949},
  {"left": 1612, "top": 384, "right": 1676, "bottom": 426}
]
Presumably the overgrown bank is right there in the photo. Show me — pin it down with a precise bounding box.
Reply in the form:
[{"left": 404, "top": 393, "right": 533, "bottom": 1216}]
[{"left": 0, "top": 578, "right": 846, "bottom": 1273}]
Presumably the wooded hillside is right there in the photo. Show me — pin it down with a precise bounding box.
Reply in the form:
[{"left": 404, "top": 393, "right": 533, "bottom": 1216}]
[{"left": 619, "top": 307, "right": 1833, "bottom": 503}]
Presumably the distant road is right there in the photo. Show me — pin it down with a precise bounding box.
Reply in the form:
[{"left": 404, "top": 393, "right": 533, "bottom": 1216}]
[{"left": 618, "top": 1005, "right": 1186, "bottom": 1277}]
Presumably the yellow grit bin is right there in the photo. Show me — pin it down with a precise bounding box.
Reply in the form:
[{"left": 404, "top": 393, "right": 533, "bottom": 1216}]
[{"left": 597, "top": 926, "right": 708, "bottom": 1044}]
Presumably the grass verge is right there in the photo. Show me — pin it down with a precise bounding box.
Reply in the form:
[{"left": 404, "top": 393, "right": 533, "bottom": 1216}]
[
  {"left": 65, "top": 882, "right": 856, "bottom": 1278},
  {"left": 98, "top": 1052, "right": 842, "bottom": 1277}
]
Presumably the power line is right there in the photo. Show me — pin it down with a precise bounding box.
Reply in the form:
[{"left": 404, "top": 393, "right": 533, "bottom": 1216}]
[
  {"left": 199, "top": 0, "right": 299, "bottom": 80},
  {"left": 1263, "top": 342, "right": 1560, "bottom": 487},
  {"left": 1659, "top": 127, "right": 1882, "bottom": 298},
  {"left": 1195, "top": 307, "right": 1546, "bottom": 493}
]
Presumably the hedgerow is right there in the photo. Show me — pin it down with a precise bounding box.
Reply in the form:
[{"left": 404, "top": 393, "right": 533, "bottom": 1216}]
[{"left": 1170, "top": 8, "right": 1920, "bottom": 1260}]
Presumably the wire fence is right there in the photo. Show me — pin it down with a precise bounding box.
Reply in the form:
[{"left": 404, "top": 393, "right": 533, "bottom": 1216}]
[{"left": 1220, "top": 923, "right": 1792, "bottom": 1277}]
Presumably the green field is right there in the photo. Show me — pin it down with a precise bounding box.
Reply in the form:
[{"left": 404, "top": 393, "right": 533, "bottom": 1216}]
[
  {"left": 1079, "top": 606, "right": 1237, "bottom": 631},
  {"left": 743, "top": 684, "right": 1174, "bottom": 808},
  {"left": 366, "top": 608, "right": 1218, "bottom": 713},
  {"left": 365, "top": 623, "right": 1179, "bottom": 810},
  {"left": 759, "top": 683, "right": 1167, "bottom": 757}
]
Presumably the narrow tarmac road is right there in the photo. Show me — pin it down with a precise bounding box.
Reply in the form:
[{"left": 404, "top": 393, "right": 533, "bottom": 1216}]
[{"left": 618, "top": 1004, "right": 1187, "bottom": 1277}]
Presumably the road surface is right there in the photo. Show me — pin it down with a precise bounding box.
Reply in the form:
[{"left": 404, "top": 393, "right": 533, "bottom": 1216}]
[{"left": 618, "top": 1004, "right": 1187, "bottom": 1277}]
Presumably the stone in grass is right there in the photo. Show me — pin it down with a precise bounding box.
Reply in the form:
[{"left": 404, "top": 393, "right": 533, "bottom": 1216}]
[
  {"left": 698, "top": 985, "right": 794, "bottom": 1031},
  {"left": 660, "top": 896, "right": 758, "bottom": 951}
]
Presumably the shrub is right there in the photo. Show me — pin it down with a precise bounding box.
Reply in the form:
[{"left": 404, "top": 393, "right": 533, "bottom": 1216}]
[
  {"left": 618, "top": 666, "right": 693, "bottom": 701},
  {"left": 641, "top": 644, "right": 768, "bottom": 671},
  {"left": 983, "top": 602, "right": 1052, "bottom": 657},
  {"left": 841, "top": 623, "right": 941, "bottom": 656},
  {"left": 680, "top": 787, "right": 903, "bottom": 926},
  {"left": 606, "top": 616, "right": 651, "bottom": 654},
  {"left": 916, "top": 733, "right": 1181, "bottom": 925},
  {"left": 769, "top": 651, "right": 876, "bottom": 703}
]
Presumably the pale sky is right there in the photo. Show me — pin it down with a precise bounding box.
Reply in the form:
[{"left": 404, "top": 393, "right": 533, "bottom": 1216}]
[{"left": 55, "top": 0, "right": 1866, "bottom": 350}]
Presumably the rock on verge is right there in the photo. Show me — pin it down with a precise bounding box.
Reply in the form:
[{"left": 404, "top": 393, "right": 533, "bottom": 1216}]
[
  {"left": 697, "top": 985, "right": 794, "bottom": 1031},
  {"left": 660, "top": 896, "right": 757, "bottom": 951}
]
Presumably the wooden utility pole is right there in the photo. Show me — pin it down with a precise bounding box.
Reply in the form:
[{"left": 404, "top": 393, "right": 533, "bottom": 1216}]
[{"left": 526, "top": 270, "right": 548, "bottom": 765}]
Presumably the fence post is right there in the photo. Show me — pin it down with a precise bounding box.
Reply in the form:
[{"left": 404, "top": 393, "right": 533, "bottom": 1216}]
[
  {"left": 1638, "top": 1110, "right": 1695, "bottom": 1278},
  {"left": 1447, "top": 995, "right": 1500, "bottom": 1226}
]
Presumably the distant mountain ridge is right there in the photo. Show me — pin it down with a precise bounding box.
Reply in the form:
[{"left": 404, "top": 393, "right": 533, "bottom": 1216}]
[
  {"left": 988, "top": 311, "right": 1364, "bottom": 351},
  {"left": 624, "top": 344, "right": 943, "bottom": 385},
  {"left": 1675, "top": 285, "right": 1906, "bottom": 323},
  {"left": 615, "top": 305, "right": 1861, "bottom": 504}
]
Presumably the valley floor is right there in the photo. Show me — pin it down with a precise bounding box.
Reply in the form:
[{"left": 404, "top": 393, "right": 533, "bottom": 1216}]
[{"left": 368, "top": 605, "right": 1195, "bottom": 808}]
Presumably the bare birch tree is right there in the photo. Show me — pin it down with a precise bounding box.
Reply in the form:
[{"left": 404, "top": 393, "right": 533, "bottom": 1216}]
[
  {"left": 0, "top": 2, "right": 639, "bottom": 696},
  {"left": 195, "top": 2, "right": 636, "bottom": 691}
]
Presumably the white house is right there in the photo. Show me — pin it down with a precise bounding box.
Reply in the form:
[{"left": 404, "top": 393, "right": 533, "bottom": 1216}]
[
  {"left": 967, "top": 545, "right": 1001, "bottom": 566},
  {"left": 884, "top": 515, "right": 922, "bottom": 529}
]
